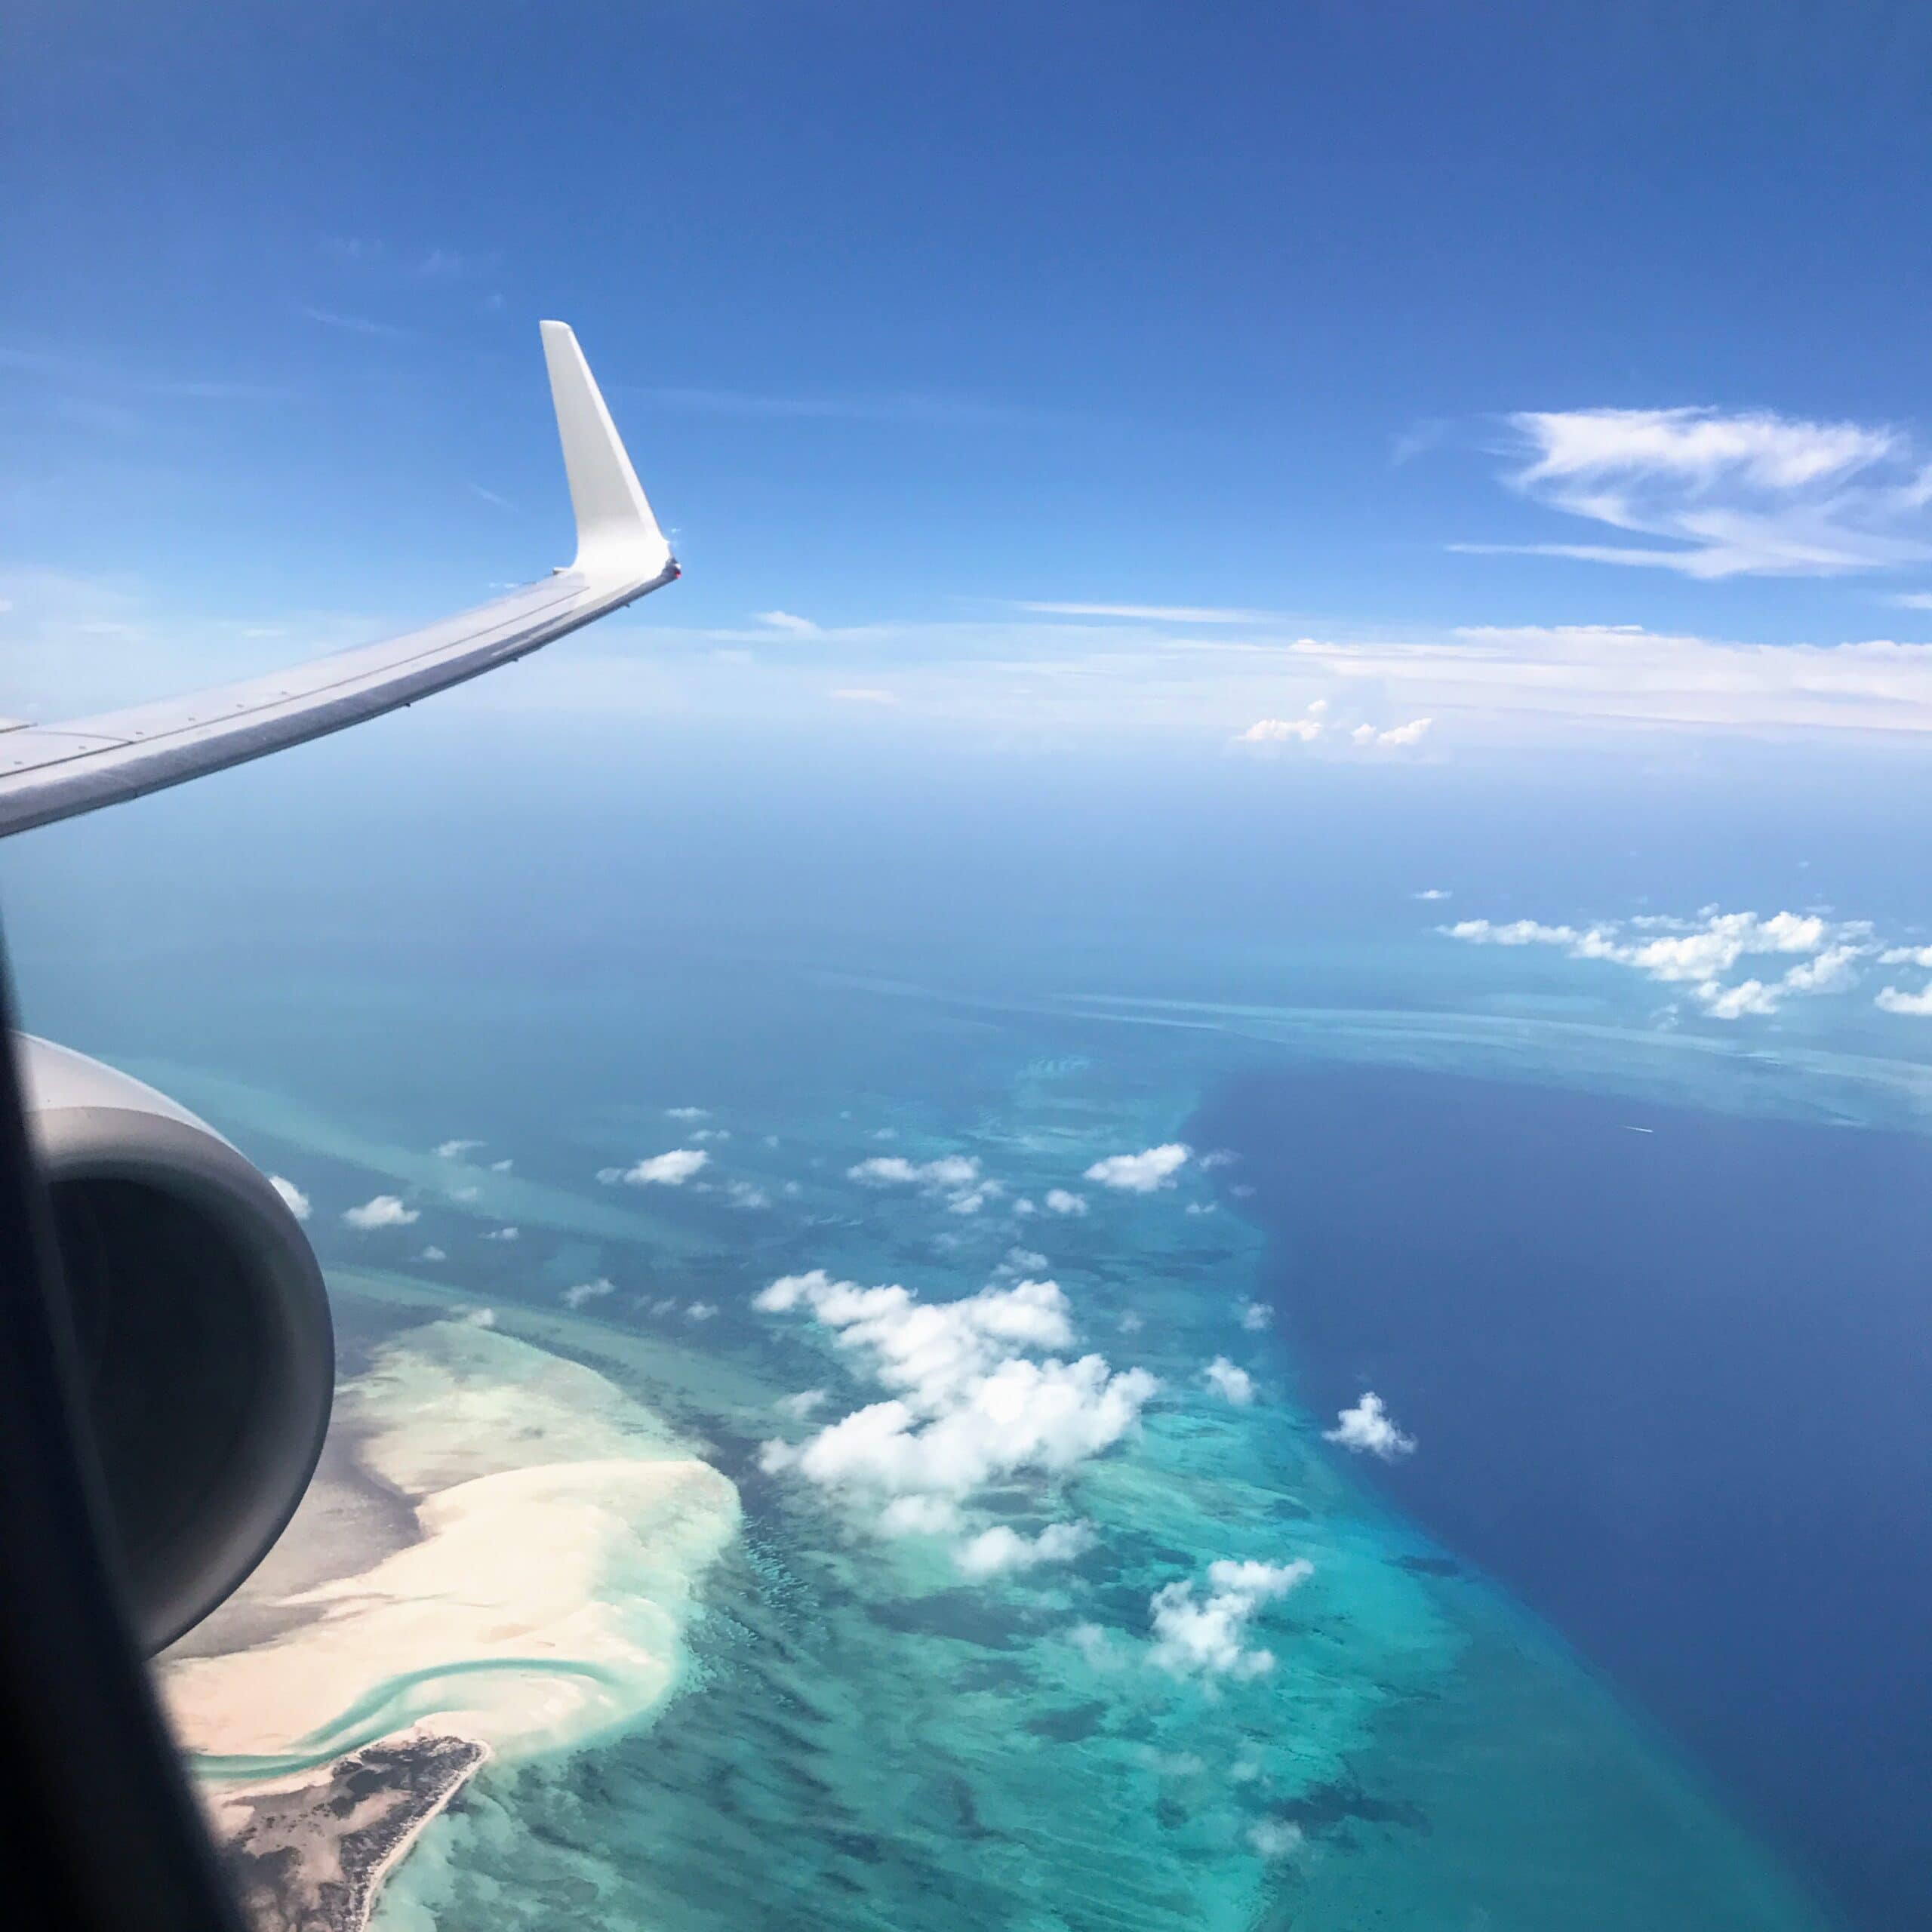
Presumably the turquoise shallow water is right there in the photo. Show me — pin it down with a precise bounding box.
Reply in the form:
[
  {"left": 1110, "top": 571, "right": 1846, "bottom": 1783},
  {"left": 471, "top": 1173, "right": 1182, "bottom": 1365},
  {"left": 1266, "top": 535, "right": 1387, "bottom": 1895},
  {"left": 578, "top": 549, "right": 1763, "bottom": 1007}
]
[{"left": 108, "top": 952, "right": 1849, "bottom": 1932}]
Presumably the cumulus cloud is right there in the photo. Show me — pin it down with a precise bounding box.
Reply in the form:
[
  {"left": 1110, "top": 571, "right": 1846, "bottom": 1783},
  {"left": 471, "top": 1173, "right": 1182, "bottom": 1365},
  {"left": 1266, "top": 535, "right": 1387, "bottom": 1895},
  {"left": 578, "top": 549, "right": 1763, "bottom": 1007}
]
[
  {"left": 686, "top": 1301, "right": 718, "bottom": 1321},
  {"left": 1084, "top": 1144, "right": 1190, "bottom": 1192},
  {"left": 598, "top": 1148, "right": 709, "bottom": 1186},
  {"left": 1237, "top": 1300, "right": 1272, "bottom": 1332},
  {"left": 434, "top": 1138, "right": 482, "bottom": 1158},
  {"left": 665, "top": 1106, "right": 709, "bottom": 1120},
  {"left": 754, "top": 1269, "right": 1158, "bottom": 1513},
  {"left": 1414, "top": 888, "right": 1451, "bottom": 902},
  {"left": 1323, "top": 1392, "right": 1416, "bottom": 1461},
  {"left": 420, "top": 1245, "right": 448, "bottom": 1262},
  {"left": 726, "top": 1180, "right": 771, "bottom": 1209},
  {"left": 268, "top": 1175, "right": 310, "bottom": 1221},
  {"left": 1248, "top": 1820, "right": 1304, "bottom": 1859},
  {"left": 1203, "top": 1357, "right": 1256, "bottom": 1405},
  {"left": 482, "top": 1225, "right": 519, "bottom": 1242},
  {"left": 1148, "top": 1558, "right": 1312, "bottom": 1679},
  {"left": 1238, "top": 713, "right": 1324, "bottom": 745},
  {"left": 777, "top": 1388, "right": 828, "bottom": 1420},
  {"left": 878, "top": 1494, "right": 960, "bottom": 1536},
  {"left": 847, "top": 1152, "right": 994, "bottom": 1214},
  {"left": 1444, "top": 906, "right": 1875, "bottom": 1020},
  {"left": 954, "top": 1521, "right": 1094, "bottom": 1577},
  {"left": 1352, "top": 716, "right": 1432, "bottom": 748},
  {"left": 1876, "top": 983, "right": 1932, "bottom": 1016},
  {"left": 1469, "top": 405, "right": 1932, "bottom": 579},
  {"left": 344, "top": 1194, "right": 418, "bottom": 1230},
  {"left": 1043, "top": 1188, "right": 1088, "bottom": 1216},
  {"left": 561, "top": 1277, "right": 616, "bottom": 1310}
]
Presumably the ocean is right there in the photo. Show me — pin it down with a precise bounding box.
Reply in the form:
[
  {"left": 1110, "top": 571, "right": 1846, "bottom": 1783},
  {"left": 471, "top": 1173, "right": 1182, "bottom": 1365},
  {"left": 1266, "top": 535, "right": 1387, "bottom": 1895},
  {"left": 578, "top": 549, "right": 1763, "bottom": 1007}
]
[{"left": 3, "top": 726, "right": 1925, "bottom": 1931}]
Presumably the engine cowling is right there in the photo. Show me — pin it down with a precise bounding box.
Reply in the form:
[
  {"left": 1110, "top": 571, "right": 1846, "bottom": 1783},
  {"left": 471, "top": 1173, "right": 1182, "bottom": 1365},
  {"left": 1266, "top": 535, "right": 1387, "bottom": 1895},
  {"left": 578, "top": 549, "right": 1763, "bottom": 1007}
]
[{"left": 17, "top": 1036, "right": 334, "bottom": 1654}]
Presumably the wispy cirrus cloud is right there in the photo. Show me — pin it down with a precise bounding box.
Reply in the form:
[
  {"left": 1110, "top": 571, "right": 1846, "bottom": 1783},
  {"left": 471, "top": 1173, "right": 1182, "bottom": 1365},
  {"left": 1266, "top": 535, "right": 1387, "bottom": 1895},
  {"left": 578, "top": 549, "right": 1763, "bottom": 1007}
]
[
  {"left": 296, "top": 304, "right": 413, "bottom": 340},
  {"left": 1460, "top": 406, "right": 1932, "bottom": 579}
]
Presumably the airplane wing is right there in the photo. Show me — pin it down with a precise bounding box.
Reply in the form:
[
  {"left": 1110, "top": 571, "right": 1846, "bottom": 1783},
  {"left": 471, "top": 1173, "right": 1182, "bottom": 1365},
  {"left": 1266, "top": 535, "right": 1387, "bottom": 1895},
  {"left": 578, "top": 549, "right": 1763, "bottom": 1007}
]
[{"left": 0, "top": 321, "right": 677, "bottom": 839}]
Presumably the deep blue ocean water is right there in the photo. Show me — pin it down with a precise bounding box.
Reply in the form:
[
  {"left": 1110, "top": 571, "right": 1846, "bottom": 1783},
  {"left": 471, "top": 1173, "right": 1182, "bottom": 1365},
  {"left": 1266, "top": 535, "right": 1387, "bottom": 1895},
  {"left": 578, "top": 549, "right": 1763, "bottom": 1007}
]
[{"left": 1195, "top": 1066, "right": 1932, "bottom": 1931}]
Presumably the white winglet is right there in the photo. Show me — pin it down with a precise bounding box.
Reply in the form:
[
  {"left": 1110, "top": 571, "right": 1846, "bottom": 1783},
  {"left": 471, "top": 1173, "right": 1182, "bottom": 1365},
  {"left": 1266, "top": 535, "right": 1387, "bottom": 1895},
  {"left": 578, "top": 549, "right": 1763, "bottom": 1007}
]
[{"left": 540, "top": 319, "right": 676, "bottom": 583}]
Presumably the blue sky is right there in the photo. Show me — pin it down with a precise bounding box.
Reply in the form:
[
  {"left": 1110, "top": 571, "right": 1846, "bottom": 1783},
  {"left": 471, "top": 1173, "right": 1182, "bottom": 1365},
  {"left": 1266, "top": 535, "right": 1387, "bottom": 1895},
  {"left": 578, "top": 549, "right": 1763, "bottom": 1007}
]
[{"left": 9, "top": 3, "right": 1932, "bottom": 746}]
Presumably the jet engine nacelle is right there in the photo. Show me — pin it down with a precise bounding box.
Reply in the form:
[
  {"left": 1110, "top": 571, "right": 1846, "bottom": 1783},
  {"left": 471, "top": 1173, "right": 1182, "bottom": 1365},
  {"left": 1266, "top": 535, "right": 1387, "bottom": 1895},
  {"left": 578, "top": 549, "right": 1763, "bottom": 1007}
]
[{"left": 18, "top": 1036, "right": 333, "bottom": 1654}]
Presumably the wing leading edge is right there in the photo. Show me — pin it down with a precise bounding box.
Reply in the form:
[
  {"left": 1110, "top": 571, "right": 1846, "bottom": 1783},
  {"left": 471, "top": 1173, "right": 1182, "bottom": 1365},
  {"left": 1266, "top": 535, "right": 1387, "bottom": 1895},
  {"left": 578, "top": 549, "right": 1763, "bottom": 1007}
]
[{"left": 0, "top": 321, "right": 677, "bottom": 839}]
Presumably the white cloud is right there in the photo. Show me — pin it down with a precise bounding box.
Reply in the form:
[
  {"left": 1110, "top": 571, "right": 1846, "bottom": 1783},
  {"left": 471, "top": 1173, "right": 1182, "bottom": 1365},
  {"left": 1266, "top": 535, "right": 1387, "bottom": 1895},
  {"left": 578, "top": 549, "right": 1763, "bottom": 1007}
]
[
  {"left": 847, "top": 1152, "right": 992, "bottom": 1214},
  {"left": 1043, "top": 1188, "right": 1088, "bottom": 1217},
  {"left": 434, "top": 1138, "right": 482, "bottom": 1159},
  {"left": 691, "top": 1127, "right": 731, "bottom": 1142},
  {"left": 1323, "top": 1392, "right": 1416, "bottom": 1461},
  {"left": 1148, "top": 1558, "right": 1312, "bottom": 1679},
  {"left": 1203, "top": 1357, "right": 1256, "bottom": 1405},
  {"left": 665, "top": 1106, "right": 709, "bottom": 1120},
  {"left": 1237, "top": 1300, "right": 1272, "bottom": 1333},
  {"left": 1370, "top": 716, "right": 1432, "bottom": 747},
  {"left": 726, "top": 1180, "right": 771, "bottom": 1210},
  {"left": 1238, "top": 714, "right": 1324, "bottom": 744},
  {"left": 488, "top": 1157, "right": 513, "bottom": 1173},
  {"left": 420, "top": 1245, "right": 448, "bottom": 1263},
  {"left": 599, "top": 1148, "right": 709, "bottom": 1186},
  {"left": 848, "top": 1153, "right": 980, "bottom": 1189},
  {"left": 878, "top": 1494, "right": 960, "bottom": 1536},
  {"left": 344, "top": 1193, "right": 418, "bottom": 1230},
  {"left": 954, "top": 1521, "right": 1094, "bottom": 1577},
  {"left": 561, "top": 1277, "right": 616, "bottom": 1310},
  {"left": 1876, "top": 983, "right": 1932, "bottom": 1016},
  {"left": 482, "top": 1225, "right": 519, "bottom": 1242},
  {"left": 754, "top": 1270, "right": 1158, "bottom": 1509},
  {"left": 1414, "top": 888, "right": 1451, "bottom": 902},
  {"left": 1021, "top": 602, "right": 1277, "bottom": 623},
  {"left": 1472, "top": 405, "right": 1932, "bottom": 579},
  {"left": 686, "top": 1302, "right": 718, "bottom": 1321},
  {"left": 777, "top": 1388, "right": 828, "bottom": 1420},
  {"left": 268, "top": 1175, "right": 310, "bottom": 1222},
  {"left": 1880, "top": 943, "right": 1932, "bottom": 968},
  {"left": 1084, "top": 1144, "right": 1190, "bottom": 1192},
  {"left": 1444, "top": 906, "right": 1875, "bottom": 1019},
  {"left": 1248, "top": 1820, "right": 1304, "bottom": 1859},
  {"left": 755, "top": 611, "right": 820, "bottom": 635}
]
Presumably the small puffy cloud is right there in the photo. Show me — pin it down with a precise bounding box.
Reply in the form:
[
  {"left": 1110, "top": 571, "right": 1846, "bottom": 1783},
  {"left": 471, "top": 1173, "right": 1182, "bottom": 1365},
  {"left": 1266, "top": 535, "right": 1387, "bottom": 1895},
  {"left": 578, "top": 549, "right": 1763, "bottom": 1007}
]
[
  {"left": 1148, "top": 1558, "right": 1312, "bottom": 1679},
  {"left": 268, "top": 1175, "right": 310, "bottom": 1222},
  {"left": 1084, "top": 1144, "right": 1190, "bottom": 1193},
  {"left": 755, "top": 610, "right": 820, "bottom": 635},
  {"left": 463, "top": 1306, "right": 496, "bottom": 1327},
  {"left": 1880, "top": 943, "right": 1932, "bottom": 968},
  {"left": 561, "top": 1277, "right": 616, "bottom": 1310},
  {"left": 1238, "top": 714, "right": 1324, "bottom": 745},
  {"left": 1237, "top": 1299, "right": 1272, "bottom": 1332},
  {"left": 954, "top": 1521, "right": 1095, "bottom": 1578},
  {"left": 1203, "top": 1357, "right": 1255, "bottom": 1405},
  {"left": 488, "top": 1157, "right": 514, "bottom": 1173},
  {"left": 848, "top": 1152, "right": 981, "bottom": 1189},
  {"left": 483, "top": 1225, "right": 520, "bottom": 1242},
  {"left": 1043, "top": 1188, "right": 1088, "bottom": 1216},
  {"left": 686, "top": 1301, "right": 718, "bottom": 1321},
  {"left": 420, "top": 1244, "right": 448, "bottom": 1262},
  {"left": 777, "top": 1388, "right": 828, "bottom": 1420},
  {"left": 600, "top": 1148, "right": 709, "bottom": 1186},
  {"left": 1323, "top": 1392, "right": 1416, "bottom": 1460},
  {"left": 344, "top": 1193, "right": 418, "bottom": 1230},
  {"left": 1876, "top": 982, "right": 1932, "bottom": 1015},
  {"left": 1248, "top": 1820, "right": 1304, "bottom": 1860},
  {"left": 880, "top": 1494, "right": 960, "bottom": 1536},
  {"left": 435, "top": 1138, "right": 483, "bottom": 1159},
  {"left": 727, "top": 1180, "right": 771, "bottom": 1209},
  {"left": 665, "top": 1105, "right": 709, "bottom": 1120},
  {"left": 691, "top": 1127, "right": 731, "bottom": 1142},
  {"left": 1414, "top": 888, "right": 1451, "bottom": 902}
]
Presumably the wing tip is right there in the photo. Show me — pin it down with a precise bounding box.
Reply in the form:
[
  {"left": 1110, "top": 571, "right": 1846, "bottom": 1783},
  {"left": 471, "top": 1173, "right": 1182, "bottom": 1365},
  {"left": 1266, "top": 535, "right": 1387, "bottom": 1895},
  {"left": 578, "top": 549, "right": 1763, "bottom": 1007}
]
[{"left": 540, "top": 320, "right": 675, "bottom": 586}]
